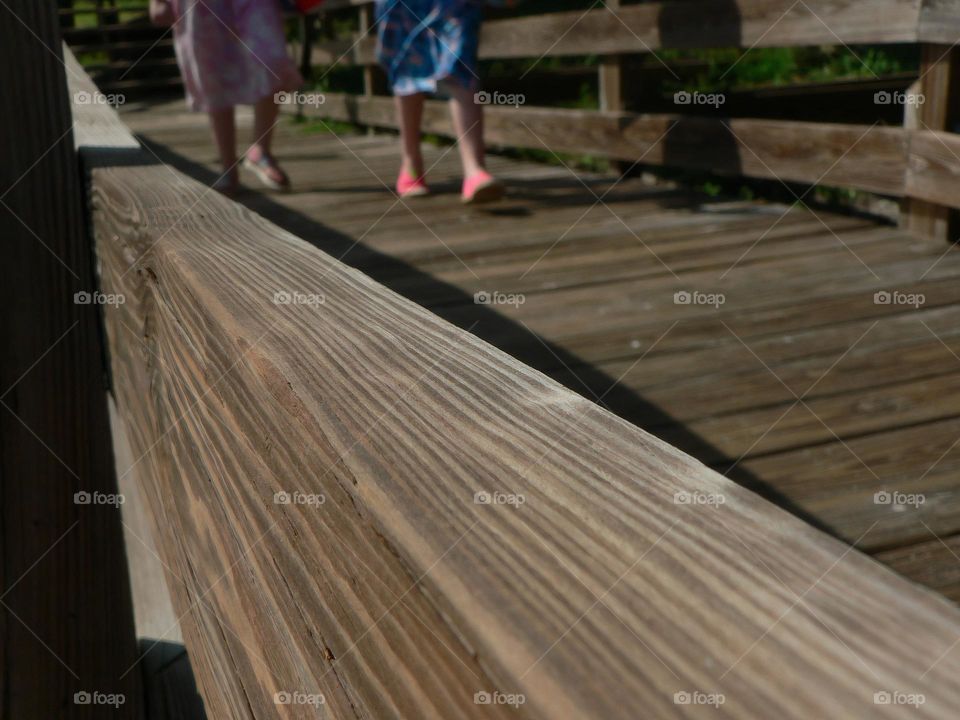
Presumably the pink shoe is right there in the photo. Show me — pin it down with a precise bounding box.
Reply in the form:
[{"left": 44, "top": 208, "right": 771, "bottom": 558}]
[
  {"left": 396, "top": 169, "right": 429, "bottom": 198},
  {"left": 462, "top": 169, "right": 504, "bottom": 204}
]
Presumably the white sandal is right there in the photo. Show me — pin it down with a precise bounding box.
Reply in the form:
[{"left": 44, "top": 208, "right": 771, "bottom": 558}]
[{"left": 242, "top": 153, "right": 291, "bottom": 192}]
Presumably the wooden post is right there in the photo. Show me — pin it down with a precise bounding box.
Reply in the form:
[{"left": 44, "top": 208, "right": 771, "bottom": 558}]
[
  {"left": 57, "top": 0, "right": 74, "bottom": 29},
  {"left": 359, "top": 3, "right": 386, "bottom": 135},
  {"left": 599, "top": 55, "right": 623, "bottom": 112},
  {"left": 299, "top": 13, "right": 317, "bottom": 82},
  {"left": 0, "top": 1, "right": 140, "bottom": 716},
  {"left": 904, "top": 44, "right": 960, "bottom": 242},
  {"left": 360, "top": 4, "right": 386, "bottom": 97},
  {"left": 599, "top": 0, "right": 623, "bottom": 113},
  {"left": 599, "top": 0, "right": 629, "bottom": 174}
]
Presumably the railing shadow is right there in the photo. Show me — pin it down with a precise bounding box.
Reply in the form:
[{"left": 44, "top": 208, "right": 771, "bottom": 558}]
[
  {"left": 138, "top": 639, "right": 207, "bottom": 719},
  {"left": 136, "top": 134, "right": 832, "bottom": 533},
  {"left": 659, "top": 0, "right": 743, "bottom": 178}
]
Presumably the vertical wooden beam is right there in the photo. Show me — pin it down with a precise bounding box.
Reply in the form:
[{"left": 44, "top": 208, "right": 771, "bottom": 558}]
[
  {"left": 599, "top": 0, "right": 630, "bottom": 174},
  {"left": 299, "top": 13, "right": 316, "bottom": 83},
  {"left": 0, "top": 1, "right": 139, "bottom": 717},
  {"left": 360, "top": 4, "right": 386, "bottom": 97},
  {"left": 904, "top": 44, "right": 960, "bottom": 242},
  {"left": 599, "top": 56, "right": 623, "bottom": 110},
  {"left": 598, "top": 0, "right": 623, "bottom": 113},
  {"left": 57, "top": 0, "right": 74, "bottom": 29}
]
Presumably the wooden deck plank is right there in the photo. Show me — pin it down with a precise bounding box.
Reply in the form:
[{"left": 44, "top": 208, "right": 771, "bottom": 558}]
[
  {"left": 570, "top": 331, "right": 960, "bottom": 426},
  {"left": 878, "top": 534, "right": 960, "bottom": 604},
  {"left": 739, "top": 416, "right": 960, "bottom": 550}
]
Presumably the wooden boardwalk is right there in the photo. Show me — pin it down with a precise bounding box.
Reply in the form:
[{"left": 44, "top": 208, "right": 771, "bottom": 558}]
[{"left": 123, "top": 100, "right": 960, "bottom": 603}]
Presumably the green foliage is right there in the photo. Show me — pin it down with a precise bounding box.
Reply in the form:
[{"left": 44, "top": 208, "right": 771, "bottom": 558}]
[
  {"left": 70, "top": 0, "right": 150, "bottom": 29},
  {"left": 660, "top": 44, "right": 917, "bottom": 93}
]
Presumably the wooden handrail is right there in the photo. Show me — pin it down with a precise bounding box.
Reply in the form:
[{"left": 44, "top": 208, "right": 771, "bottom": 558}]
[
  {"left": 315, "top": 0, "right": 943, "bottom": 65},
  {"left": 68, "top": 48, "right": 960, "bottom": 719},
  {"left": 300, "top": 91, "right": 960, "bottom": 211}
]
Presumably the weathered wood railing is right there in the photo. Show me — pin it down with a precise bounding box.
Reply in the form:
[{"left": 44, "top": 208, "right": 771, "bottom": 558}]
[
  {"left": 63, "top": 41, "right": 960, "bottom": 720},
  {"left": 308, "top": 0, "right": 960, "bottom": 241}
]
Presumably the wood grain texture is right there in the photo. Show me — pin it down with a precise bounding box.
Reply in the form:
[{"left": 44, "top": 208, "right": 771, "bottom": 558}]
[
  {"left": 907, "top": 128, "right": 960, "bottom": 210},
  {"left": 65, "top": 44, "right": 139, "bottom": 152},
  {"left": 903, "top": 44, "right": 960, "bottom": 241},
  {"left": 917, "top": 0, "right": 960, "bottom": 43},
  {"left": 81, "top": 103, "right": 960, "bottom": 720},
  {"left": 878, "top": 533, "right": 960, "bottom": 604}
]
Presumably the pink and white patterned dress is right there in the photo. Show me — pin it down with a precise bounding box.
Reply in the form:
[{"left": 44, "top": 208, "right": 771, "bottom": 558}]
[{"left": 171, "top": 0, "right": 302, "bottom": 112}]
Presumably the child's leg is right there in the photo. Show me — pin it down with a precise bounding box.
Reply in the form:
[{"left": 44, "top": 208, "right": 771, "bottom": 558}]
[
  {"left": 243, "top": 95, "right": 289, "bottom": 188},
  {"left": 208, "top": 106, "right": 237, "bottom": 179},
  {"left": 447, "top": 84, "right": 485, "bottom": 177},
  {"left": 396, "top": 92, "right": 425, "bottom": 176},
  {"left": 250, "top": 93, "right": 279, "bottom": 158}
]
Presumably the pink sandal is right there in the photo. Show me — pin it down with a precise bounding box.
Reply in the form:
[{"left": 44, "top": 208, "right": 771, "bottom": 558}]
[
  {"left": 396, "top": 169, "right": 430, "bottom": 198},
  {"left": 462, "top": 169, "right": 504, "bottom": 204}
]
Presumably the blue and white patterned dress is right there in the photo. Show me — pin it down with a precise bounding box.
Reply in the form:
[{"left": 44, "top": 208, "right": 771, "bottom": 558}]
[{"left": 375, "top": 0, "right": 483, "bottom": 96}]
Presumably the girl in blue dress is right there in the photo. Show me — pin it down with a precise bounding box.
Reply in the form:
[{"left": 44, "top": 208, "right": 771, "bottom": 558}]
[{"left": 376, "top": 0, "right": 504, "bottom": 203}]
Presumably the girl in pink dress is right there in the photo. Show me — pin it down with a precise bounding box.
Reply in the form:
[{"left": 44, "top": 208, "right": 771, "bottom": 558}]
[{"left": 150, "top": 0, "right": 302, "bottom": 194}]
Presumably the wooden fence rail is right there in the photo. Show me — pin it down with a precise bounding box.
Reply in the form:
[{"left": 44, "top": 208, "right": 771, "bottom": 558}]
[
  {"left": 317, "top": 0, "right": 923, "bottom": 62},
  {"left": 308, "top": 0, "right": 960, "bottom": 241},
  {"left": 66, "top": 46, "right": 960, "bottom": 719}
]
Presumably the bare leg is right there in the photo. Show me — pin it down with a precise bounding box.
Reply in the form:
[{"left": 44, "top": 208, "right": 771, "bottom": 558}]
[
  {"left": 208, "top": 106, "right": 237, "bottom": 183},
  {"left": 396, "top": 92, "right": 425, "bottom": 176},
  {"left": 245, "top": 94, "right": 288, "bottom": 187},
  {"left": 447, "top": 84, "right": 485, "bottom": 177},
  {"left": 250, "top": 93, "right": 279, "bottom": 158}
]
